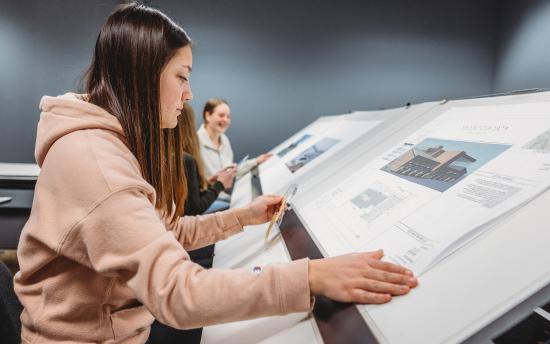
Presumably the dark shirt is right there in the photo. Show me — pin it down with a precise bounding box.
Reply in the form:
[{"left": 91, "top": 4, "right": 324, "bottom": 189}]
[{"left": 183, "top": 153, "right": 224, "bottom": 216}]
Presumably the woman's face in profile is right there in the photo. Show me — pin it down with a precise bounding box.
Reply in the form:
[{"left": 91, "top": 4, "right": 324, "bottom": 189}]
[
  {"left": 206, "top": 103, "right": 232, "bottom": 134},
  {"left": 159, "top": 45, "right": 193, "bottom": 129}
]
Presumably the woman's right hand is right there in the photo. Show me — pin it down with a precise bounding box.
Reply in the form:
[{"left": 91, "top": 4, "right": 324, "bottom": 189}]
[
  {"left": 217, "top": 167, "right": 237, "bottom": 189},
  {"left": 308, "top": 250, "right": 417, "bottom": 304},
  {"left": 255, "top": 153, "right": 273, "bottom": 165}
]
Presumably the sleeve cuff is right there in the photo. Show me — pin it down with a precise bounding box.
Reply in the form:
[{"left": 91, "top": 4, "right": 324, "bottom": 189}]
[
  {"left": 274, "top": 258, "right": 313, "bottom": 313},
  {"left": 216, "top": 210, "right": 244, "bottom": 235},
  {"left": 213, "top": 181, "right": 224, "bottom": 192}
]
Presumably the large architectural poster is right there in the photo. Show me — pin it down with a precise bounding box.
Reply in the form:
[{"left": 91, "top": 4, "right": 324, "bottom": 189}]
[{"left": 299, "top": 102, "right": 550, "bottom": 274}]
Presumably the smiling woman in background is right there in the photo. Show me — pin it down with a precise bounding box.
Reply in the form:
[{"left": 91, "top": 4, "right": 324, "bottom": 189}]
[
  {"left": 179, "top": 103, "right": 234, "bottom": 216},
  {"left": 13, "top": 3, "right": 417, "bottom": 343},
  {"left": 198, "top": 98, "right": 273, "bottom": 178},
  {"left": 197, "top": 98, "right": 273, "bottom": 211}
]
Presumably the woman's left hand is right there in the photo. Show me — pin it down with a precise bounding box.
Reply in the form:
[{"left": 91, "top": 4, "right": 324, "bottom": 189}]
[
  {"left": 233, "top": 195, "right": 283, "bottom": 226},
  {"left": 207, "top": 174, "right": 219, "bottom": 184}
]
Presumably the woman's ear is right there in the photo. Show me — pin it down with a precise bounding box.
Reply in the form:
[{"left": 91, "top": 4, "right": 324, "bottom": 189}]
[{"left": 204, "top": 111, "right": 211, "bottom": 124}]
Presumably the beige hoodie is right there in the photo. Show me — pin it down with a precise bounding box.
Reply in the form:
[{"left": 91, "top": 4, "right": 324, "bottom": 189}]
[{"left": 14, "top": 93, "right": 311, "bottom": 343}]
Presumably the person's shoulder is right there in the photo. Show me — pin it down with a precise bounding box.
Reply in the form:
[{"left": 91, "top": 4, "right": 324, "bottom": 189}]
[
  {"left": 196, "top": 124, "right": 208, "bottom": 143},
  {"left": 48, "top": 128, "right": 152, "bottom": 195},
  {"left": 88, "top": 129, "right": 153, "bottom": 192}
]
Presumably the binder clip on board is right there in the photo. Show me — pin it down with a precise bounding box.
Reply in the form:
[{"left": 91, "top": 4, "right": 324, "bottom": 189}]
[{"left": 265, "top": 183, "right": 298, "bottom": 242}]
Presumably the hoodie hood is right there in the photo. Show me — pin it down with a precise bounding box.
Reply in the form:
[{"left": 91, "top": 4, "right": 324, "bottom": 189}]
[{"left": 36, "top": 93, "right": 124, "bottom": 166}]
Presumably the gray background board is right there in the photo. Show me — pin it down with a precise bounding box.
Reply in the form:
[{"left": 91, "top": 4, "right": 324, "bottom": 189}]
[{"left": 493, "top": 0, "right": 550, "bottom": 93}]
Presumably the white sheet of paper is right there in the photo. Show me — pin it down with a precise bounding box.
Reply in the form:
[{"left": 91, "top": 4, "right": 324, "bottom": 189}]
[
  {"left": 260, "top": 119, "right": 383, "bottom": 194},
  {"left": 0, "top": 163, "right": 40, "bottom": 178},
  {"left": 236, "top": 154, "right": 249, "bottom": 169},
  {"left": 299, "top": 102, "right": 550, "bottom": 274},
  {"left": 260, "top": 119, "right": 337, "bottom": 174}
]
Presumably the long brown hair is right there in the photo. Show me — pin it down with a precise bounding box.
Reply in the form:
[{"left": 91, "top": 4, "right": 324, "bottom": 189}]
[
  {"left": 83, "top": 3, "right": 190, "bottom": 222},
  {"left": 177, "top": 104, "right": 209, "bottom": 190},
  {"left": 202, "top": 98, "right": 229, "bottom": 124}
]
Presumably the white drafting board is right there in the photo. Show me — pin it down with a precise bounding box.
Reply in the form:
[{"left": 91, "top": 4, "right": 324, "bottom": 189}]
[
  {"left": 230, "top": 172, "right": 254, "bottom": 209},
  {"left": 260, "top": 118, "right": 383, "bottom": 195},
  {"left": 464, "top": 282, "right": 550, "bottom": 342},
  {"left": 265, "top": 114, "right": 345, "bottom": 157},
  {"left": 291, "top": 92, "right": 550, "bottom": 343},
  {"left": 0, "top": 162, "right": 40, "bottom": 179}
]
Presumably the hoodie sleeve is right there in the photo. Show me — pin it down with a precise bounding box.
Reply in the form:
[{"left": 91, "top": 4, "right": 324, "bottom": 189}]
[
  {"left": 59, "top": 187, "right": 312, "bottom": 329},
  {"left": 165, "top": 208, "right": 243, "bottom": 251}
]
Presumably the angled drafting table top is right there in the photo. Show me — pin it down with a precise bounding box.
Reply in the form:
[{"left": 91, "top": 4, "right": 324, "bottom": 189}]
[
  {"left": 206, "top": 93, "right": 550, "bottom": 343},
  {"left": 293, "top": 92, "right": 550, "bottom": 343}
]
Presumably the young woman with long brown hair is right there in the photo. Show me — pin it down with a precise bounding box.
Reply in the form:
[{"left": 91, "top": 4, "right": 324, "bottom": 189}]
[
  {"left": 177, "top": 104, "right": 231, "bottom": 267},
  {"left": 14, "top": 3, "right": 417, "bottom": 343},
  {"left": 177, "top": 103, "right": 234, "bottom": 215},
  {"left": 148, "top": 103, "right": 234, "bottom": 342}
]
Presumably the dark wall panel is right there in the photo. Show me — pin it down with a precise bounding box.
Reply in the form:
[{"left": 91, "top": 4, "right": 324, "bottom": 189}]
[{"left": 0, "top": 0, "right": 120, "bottom": 163}]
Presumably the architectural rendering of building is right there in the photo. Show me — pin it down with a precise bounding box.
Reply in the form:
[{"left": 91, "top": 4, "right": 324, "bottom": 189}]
[{"left": 386, "top": 145, "right": 476, "bottom": 183}]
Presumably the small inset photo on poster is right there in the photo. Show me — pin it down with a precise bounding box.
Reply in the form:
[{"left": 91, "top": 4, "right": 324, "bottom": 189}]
[
  {"left": 381, "top": 138, "right": 511, "bottom": 192},
  {"left": 285, "top": 137, "right": 341, "bottom": 173},
  {"left": 277, "top": 134, "right": 312, "bottom": 158}
]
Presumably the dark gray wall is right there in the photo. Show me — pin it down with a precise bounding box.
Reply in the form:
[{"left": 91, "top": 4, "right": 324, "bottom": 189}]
[
  {"left": 0, "top": 0, "right": 120, "bottom": 163},
  {"left": 1, "top": 0, "right": 499, "bottom": 162},
  {"left": 492, "top": 0, "right": 550, "bottom": 93}
]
